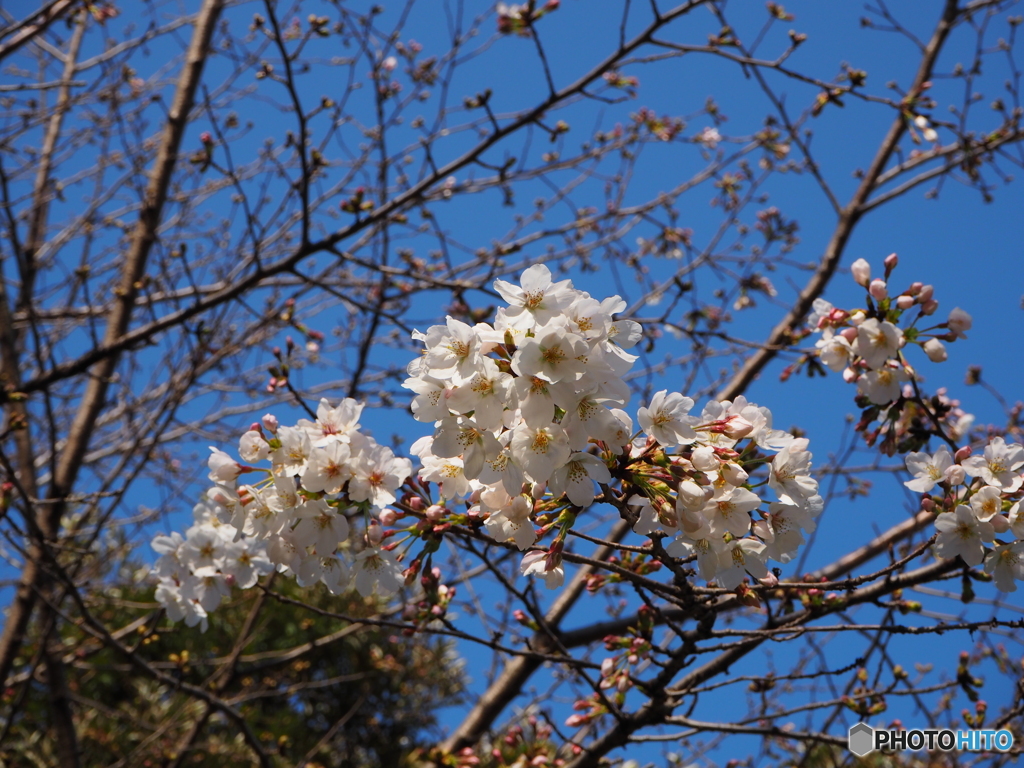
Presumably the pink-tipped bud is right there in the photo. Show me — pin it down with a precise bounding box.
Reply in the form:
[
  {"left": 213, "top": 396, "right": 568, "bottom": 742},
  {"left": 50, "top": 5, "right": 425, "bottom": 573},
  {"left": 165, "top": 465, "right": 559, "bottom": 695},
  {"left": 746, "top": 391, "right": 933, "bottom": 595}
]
[
  {"left": 758, "top": 572, "right": 779, "bottom": 588},
  {"left": 955, "top": 445, "right": 973, "bottom": 462},
  {"left": 379, "top": 509, "right": 399, "bottom": 526},
  {"left": 425, "top": 504, "right": 445, "bottom": 522},
  {"left": 842, "top": 367, "right": 858, "bottom": 383},
  {"left": 918, "top": 284, "right": 935, "bottom": 302},
  {"left": 722, "top": 415, "right": 754, "bottom": 440},
  {"left": 840, "top": 327, "right": 858, "bottom": 342},
  {"left": 367, "top": 519, "right": 384, "bottom": 546},
  {"left": 920, "top": 298, "right": 939, "bottom": 316},
  {"left": 896, "top": 295, "right": 915, "bottom": 310},
  {"left": 850, "top": 258, "right": 871, "bottom": 287},
  {"left": 468, "top": 488, "right": 483, "bottom": 505},
  {"left": 908, "top": 281, "right": 923, "bottom": 295},
  {"left": 407, "top": 496, "right": 425, "bottom": 511},
  {"left": 869, "top": 279, "right": 888, "bottom": 301},
  {"left": 991, "top": 514, "right": 1011, "bottom": 534},
  {"left": 883, "top": 252, "right": 898, "bottom": 272},
  {"left": 921, "top": 497, "right": 935, "bottom": 512}
]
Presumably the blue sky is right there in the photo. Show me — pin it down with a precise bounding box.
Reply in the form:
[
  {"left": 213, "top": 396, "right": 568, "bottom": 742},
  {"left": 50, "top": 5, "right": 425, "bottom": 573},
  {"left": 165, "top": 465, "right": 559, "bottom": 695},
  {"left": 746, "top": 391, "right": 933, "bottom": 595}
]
[{"left": 4, "top": 0, "right": 1024, "bottom": 762}]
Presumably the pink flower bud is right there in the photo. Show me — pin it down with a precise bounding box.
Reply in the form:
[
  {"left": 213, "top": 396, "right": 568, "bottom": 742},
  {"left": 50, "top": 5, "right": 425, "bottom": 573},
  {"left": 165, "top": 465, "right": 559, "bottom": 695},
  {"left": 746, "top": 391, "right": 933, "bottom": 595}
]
[
  {"left": 840, "top": 327, "right": 858, "bottom": 342},
  {"left": 601, "top": 657, "right": 615, "bottom": 677},
  {"left": 955, "top": 445, "right": 973, "bottom": 462},
  {"left": 921, "top": 497, "right": 935, "bottom": 512},
  {"left": 919, "top": 298, "right": 939, "bottom": 316},
  {"left": 367, "top": 519, "right": 384, "bottom": 546},
  {"left": 425, "top": 504, "right": 445, "bottom": 522},
  {"left": 722, "top": 415, "right": 754, "bottom": 439},
  {"left": 908, "top": 282, "right": 923, "bottom": 295},
  {"left": 896, "top": 295, "right": 915, "bottom": 310},
  {"left": 379, "top": 509, "right": 398, "bottom": 526},
  {"left": 869, "top": 279, "right": 888, "bottom": 301},
  {"left": 850, "top": 258, "right": 871, "bottom": 287},
  {"left": 946, "top": 307, "right": 972, "bottom": 339},
  {"left": 991, "top": 514, "right": 1010, "bottom": 533},
  {"left": 407, "top": 496, "right": 425, "bottom": 511},
  {"left": 842, "top": 367, "right": 857, "bottom": 383},
  {"left": 883, "top": 252, "right": 898, "bottom": 272},
  {"left": 758, "top": 572, "right": 779, "bottom": 587},
  {"left": 918, "top": 284, "right": 934, "bottom": 302}
]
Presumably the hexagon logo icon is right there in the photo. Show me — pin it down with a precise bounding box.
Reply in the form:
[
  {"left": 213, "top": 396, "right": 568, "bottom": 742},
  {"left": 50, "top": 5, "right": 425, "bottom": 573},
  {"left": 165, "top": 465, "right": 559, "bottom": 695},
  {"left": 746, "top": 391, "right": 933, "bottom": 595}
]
[{"left": 848, "top": 722, "right": 875, "bottom": 756}]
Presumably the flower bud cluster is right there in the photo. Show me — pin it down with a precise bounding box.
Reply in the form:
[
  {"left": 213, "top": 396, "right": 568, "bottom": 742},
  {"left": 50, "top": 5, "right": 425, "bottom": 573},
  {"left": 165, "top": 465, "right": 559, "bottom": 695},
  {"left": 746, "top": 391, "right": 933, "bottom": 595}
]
[
  {"left": 905, "top": 439, "right": 1024, "bottom": 591},
  {"left": 809, "top": 255, "right": 971, "bottom": 407}
]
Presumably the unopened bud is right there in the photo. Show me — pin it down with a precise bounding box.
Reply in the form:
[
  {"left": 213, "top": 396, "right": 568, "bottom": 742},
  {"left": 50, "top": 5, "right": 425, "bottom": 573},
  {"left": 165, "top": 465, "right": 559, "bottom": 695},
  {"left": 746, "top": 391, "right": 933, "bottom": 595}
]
[
  {"left": 991, "top": 514, "right": 1011, "bottom": 533},
  {"left": 869, "top": 278, "right": 888, "bottom": 301},
  {"left": 908, "top": 281, "right": 923, "bottom": 295},
  {"left": 919, "top": 298, "right": 939, "bottom": 315},
  {"left": 840, "top": 327, "right": 858, "bottom": 342},
  {"left": 918, "top": 284, "right": 934, "bottom": 302},
  {"left": 923, "top": 338, "right": 947, "bottom": 362},
  {"left": 921, "top": 497, "right": 935, "bottom": 512},
  {"left": 379, "top": 509, "right": 399, "bottom": 526},
  {"left": 896, "top": 295, "right": 915, "bottom": 310},
  {"left": 721, "top": 462, "right": 749, "bottom": 486},
  {"left": 850, "top": 258, "right": 871, "bottom": 287},
  {"left": 955, "top": 445, "right": 973, "bottom": 462},
  {"left": 425, "top": 504, "right": 445, "bottom": 522},
  {"left": 722, "top": 415, "right": 754, "bottom": 439},
  {"left": 366, "top": 519, "right": 384, "bottom": 546},
  {"left": 407, "top": 496, "right": 425, "bottom": 511},
  {"left": 883, "top": 252, "right": 898, "bottom": 272}
]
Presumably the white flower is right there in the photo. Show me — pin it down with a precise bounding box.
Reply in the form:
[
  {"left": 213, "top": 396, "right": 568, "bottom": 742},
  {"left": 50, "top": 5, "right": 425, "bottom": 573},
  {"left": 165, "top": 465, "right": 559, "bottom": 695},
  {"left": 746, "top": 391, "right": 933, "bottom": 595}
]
[
  {"left": 703, "top": 486, "right": 760, "bottom": 537},
  {"left": 432, "top": 417, "right": 502, "bottom": 480},
  {"left": 293, "top": 503, "right": 351, "bottom": 555},
  {"left": 969, "top": 485, "right": 1003, "bottom": 522},
  {"left": 561, "top": 392, "right": 627, "bottom": 450},
  {"left": 348, "top": 444, "right": 412, "bottom": 507},
  {"left": 933, "top": 505, "right": 994, "bottom": 566},
  {"left": 493, "top": 263, "right": 576, "bottom": 329},
  {"left": 272, "top": 426, "right": 312, "bottom": 477},
  {"left": 301, "top": 441, "right": 352, "bottom": 494},
  {"left": 637, "top": 391, "right": 697, "bottom": 447},
  {"left": 477, "top": 433, "right": 526, "bottom": 496},
  {"left": 855, "top": 318, "right": 903, "bottom": 370},
  {"left": 221, "top": 541, "right": 273, "bottom": 589},
  {"left": 753, "top": 502, "right": 815, "bottom": 564},
  {"left": 445, "top": 358, "right": 511, "bottom": 429},
  {"left": 510, "top": 423, "right": 571, "bottom": 483},
  {"left": 769, "top": 438, "right": 819, "bottom": 503},
  {"left": 405, "top": 374, "right": 454, "bottom": 423},
  {"left": 207, "top": 448, "right": 240, "bottom": 483},
  {"left": 484, "top": 495, "right": 537, "bottom": 550},
  {"left": 520, "top": 549, "right": 565, "bottom": 589},
  {"left": 417, "top": 316, "right": 484, "bottom": 380},
  {"left": 903, "top": 446, "right": 953, "bottom": 493},
  {"left": 716, "top": 538, "right": 768, "bottom": 590},
  {"left": 946, "top": 307, "right": 972, "bottom": 339},
  {"left": 319, "top": 557, "right": 350, "bottom": 595},
  {"left": 512, "top": 326, "right": 589, "bottom": 383},
  {"left": 983, "top": 542, "right": 1024, "bottom": 592},
  {"left": 665, "top": 536, "right": 720, "bottom": 581},
  {"left": 548, "top": 453, "right": 612, "bottom": 507},
  {"left": 816, "top": 332, "right": 854, "bottom": 372},
  {"left": 512, "top": 375, "right": 574, "bottom": 427},
  {"left": 857, "top": 364, "right": 909, "bottom": 405},
  {"left": 1008, "top": 501, "right": 1024, "bottom": 539},
  {"left": 354, "top": 546, "right": 404, "bottom": 596},
  {"left": 298, "top": 398, "right": 363, "bottom": 447},
  {"left": 239, "top": 430, "right": 270, "bottom": 463},
  {"left": 419, "top": 453, "right": 472, "bottom": 499},
  {"left": 183, "top": 566, "right": 231, "bottom": 613},
  {"left": 961, "top": 437, "right": 1024, "bottom": 490}
]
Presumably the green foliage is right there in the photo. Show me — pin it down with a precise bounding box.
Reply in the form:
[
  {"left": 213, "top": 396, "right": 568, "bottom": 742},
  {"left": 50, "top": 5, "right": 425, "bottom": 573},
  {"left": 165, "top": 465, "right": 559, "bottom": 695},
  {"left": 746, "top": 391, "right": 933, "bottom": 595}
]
[{"left": 0, "top": 576, "right": 463, "bottom": 767}]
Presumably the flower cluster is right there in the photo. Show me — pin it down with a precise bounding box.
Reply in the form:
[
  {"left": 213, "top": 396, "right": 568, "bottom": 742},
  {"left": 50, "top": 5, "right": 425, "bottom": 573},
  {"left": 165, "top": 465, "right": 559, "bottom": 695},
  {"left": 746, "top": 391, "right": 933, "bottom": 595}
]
[
  {"left": 405, "top": 264, "right": 642, "bottom": 588},
  {"left": 906, "top": 439, "right": 1024, "bottom": 591},
  {"left": 152, "top": 399, "right": 412, "bottom": 628},
  {"left": 628, "top": 392, "right": 822, "bottom": 589},
  {"left": 152, "top": 264, "right": 824, "bottom": 627},
  {"left": 150, "top": 500, "right": 272, "bottom": 632}
]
